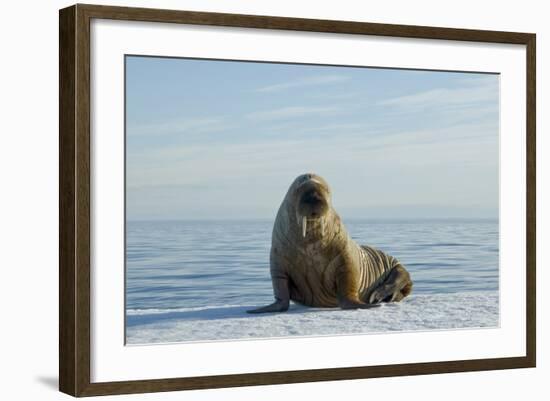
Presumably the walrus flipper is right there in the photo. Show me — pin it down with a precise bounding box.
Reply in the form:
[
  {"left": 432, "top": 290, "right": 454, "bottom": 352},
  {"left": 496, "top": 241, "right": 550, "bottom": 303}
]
[
  {"left": 339, "top": 299, "right": 381, "bottom": 309},
  {"left": 246, "top": 269, "right": 290, "bottom": 314},
  {"left": 246, "top": 300, "right": 289, "bottom": 314},
  {"left": 336, "top": 260, "right": 381, "bottom": 309},
  {"left": 368, "top": 264, "right": 413, "bottom": 304}
]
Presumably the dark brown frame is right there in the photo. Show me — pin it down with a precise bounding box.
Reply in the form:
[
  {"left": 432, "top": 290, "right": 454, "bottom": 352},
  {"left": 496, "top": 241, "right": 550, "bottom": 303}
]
[{"left": 59, "top": 3, "right": 536, "bottom": 397}]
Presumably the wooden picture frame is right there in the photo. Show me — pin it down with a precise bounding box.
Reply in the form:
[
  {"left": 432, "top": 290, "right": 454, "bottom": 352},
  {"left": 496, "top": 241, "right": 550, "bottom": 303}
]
[{"left": 59, "top": 3, "right": 536, "bottom": 397}]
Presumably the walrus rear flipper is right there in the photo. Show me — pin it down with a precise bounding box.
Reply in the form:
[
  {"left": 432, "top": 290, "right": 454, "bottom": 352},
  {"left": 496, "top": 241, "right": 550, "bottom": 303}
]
[{"left": 368, "top": 264, "right": 413, "bottom": 304}]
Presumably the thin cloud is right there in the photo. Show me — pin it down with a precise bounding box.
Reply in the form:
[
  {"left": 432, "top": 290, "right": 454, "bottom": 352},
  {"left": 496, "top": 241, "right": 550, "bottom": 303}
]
[
  {"left": 246, "top": 106, "right": 340, "bottom": 121},
  {"left": 378, "top": 78, "right": 498, "bottom": 108},
  {"left": 127, "top": 117, "right": 228, "bottom": 137},
  {"left": 254, "top": 75, "right": 350, "bottom": 93},
  {"left": 126, "top": 119, "right": 497, "bottom": 189}
]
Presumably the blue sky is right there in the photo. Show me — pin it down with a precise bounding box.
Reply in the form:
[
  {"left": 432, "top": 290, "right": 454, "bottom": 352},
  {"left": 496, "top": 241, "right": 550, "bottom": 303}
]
[{"left": 126, "top": 56, "right": 499, "bottom": 220}]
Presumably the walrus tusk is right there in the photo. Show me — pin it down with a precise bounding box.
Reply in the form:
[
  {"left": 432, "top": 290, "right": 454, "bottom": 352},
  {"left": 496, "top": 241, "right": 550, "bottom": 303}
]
[
  {"left": 302, "top": 216, "right": 307, "bottom": 237},
  {"left": 320, "top": 217, "right": 325, "bottom": 237}
]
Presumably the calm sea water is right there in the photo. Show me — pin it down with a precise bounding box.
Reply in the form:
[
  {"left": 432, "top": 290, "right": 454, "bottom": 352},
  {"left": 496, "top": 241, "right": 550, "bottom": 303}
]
[{"left": 125, "top": 219, "right": 499, "bottom": 312}]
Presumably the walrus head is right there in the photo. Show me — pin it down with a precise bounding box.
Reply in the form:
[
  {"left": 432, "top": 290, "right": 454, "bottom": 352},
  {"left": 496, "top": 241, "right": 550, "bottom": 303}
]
[{"left": 289, "top": 173, "right": 332, "bottom": 238}]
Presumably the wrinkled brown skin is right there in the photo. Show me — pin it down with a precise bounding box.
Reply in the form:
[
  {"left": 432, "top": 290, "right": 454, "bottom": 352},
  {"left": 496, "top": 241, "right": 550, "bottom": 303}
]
[{"left": 247, "top": 173, "right": 413, "bottom": 314}]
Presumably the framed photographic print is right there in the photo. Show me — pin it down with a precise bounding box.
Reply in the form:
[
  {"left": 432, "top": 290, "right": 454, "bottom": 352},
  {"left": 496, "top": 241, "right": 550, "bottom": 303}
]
[{"left": 59, "top": 4, "right": 536, "bottom": 397}]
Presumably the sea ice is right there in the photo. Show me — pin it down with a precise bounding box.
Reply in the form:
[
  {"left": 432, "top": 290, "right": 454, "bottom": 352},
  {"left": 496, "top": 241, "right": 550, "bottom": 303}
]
[{"left": 126, "top": 291, "right": 498, "bottom": 345}]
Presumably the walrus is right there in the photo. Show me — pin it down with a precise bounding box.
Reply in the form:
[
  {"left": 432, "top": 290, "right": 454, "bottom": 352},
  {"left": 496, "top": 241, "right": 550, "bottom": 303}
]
[{"left": 247, "top": 173, "right": 412, "bottom": 313}]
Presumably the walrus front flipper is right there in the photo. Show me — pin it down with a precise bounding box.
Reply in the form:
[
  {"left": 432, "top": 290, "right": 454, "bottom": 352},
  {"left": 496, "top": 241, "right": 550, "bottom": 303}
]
[
  {"left": 336, "top": 261, "right": 381, "bottom": 309},
  {"left": 247, "top": 271, "right": 290, "bottom": 314},
  {"left": 246, "top": 300, "right": 289, "bottom": 314},
  {"left": 369, "top": 264, "right": 413, "bottom": 304}
]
